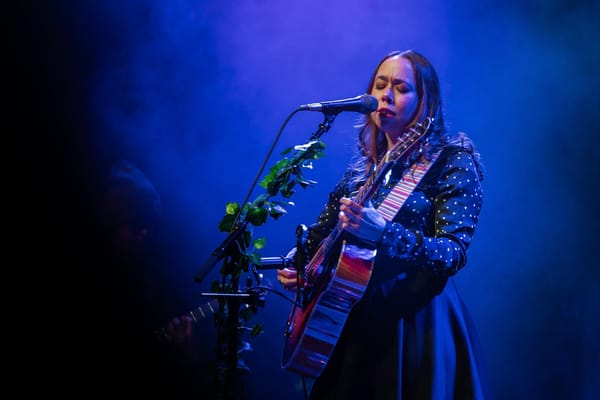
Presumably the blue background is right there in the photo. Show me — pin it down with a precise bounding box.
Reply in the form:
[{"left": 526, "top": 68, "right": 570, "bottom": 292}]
[{"left": 12, "top": 1, "right": 599, "bottom": 398}]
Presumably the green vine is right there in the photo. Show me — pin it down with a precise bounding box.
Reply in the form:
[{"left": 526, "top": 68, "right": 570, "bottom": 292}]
[{"left": 212, "top": 138, "right": 326, "bottom": 375}]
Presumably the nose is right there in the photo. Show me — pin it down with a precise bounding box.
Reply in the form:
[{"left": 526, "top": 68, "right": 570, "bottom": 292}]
[{"left": 380, "top": 87, "right": 393, "bottom": 104}]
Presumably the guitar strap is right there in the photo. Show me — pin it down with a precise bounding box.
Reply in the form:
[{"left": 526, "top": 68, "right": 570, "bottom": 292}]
[
  {"left": 376, "top": 150, "right": 442, "bottom": 221},
  {"left": 375, "top": 150, "right": 440, "bottom": 391}
]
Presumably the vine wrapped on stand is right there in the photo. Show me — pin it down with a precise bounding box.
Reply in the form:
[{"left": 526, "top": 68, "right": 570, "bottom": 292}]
[{"left": 207, "top": 136, "right": 327, "bottom": 399}]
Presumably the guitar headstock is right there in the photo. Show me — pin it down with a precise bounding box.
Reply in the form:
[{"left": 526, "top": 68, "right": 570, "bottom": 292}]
[{"left": 385, "top": 117, "right": 434, "bottom": 163}]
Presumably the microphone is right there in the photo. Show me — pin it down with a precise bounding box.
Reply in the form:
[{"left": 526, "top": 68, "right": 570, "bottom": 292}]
[{"left": 299, "top": 94, "right": 378, "bottom": 114}]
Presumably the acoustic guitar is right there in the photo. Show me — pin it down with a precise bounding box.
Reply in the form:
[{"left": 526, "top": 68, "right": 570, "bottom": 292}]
[{"left": 281, "top": 118, "right": 434, "bottom": 378}]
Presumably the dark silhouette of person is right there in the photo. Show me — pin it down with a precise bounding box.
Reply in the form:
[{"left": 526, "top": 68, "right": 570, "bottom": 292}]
[{"left": 89, "top": 159, "right": 210, "bottom": 398}]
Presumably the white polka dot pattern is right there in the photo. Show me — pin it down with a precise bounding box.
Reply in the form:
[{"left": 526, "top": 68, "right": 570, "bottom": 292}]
[{"left": 303, "top": 145, "right": 483, "bottom": 279}]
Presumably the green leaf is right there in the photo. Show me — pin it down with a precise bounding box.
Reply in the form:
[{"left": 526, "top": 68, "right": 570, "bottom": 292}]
[
  {"left": 250, "top": 323, "right": 264, "bottom": 337},
  {"left": 253, "top": 237, "right": 266, "bottom": 250},
  {"left": 225, "top": 202, "right": 240, "bottom": 215},
  {"left": 218, "top": 213, "right": 236, "bottom": 232},
  {"left": 247, "top": 252, "right": 262, "bottom": 266},
  {"left": 260, "top": 158, "right": 292, "bottom": 190},
  {"left": 252, "top": 193, "right": 270, "bottom": 207},
  {"left": 247, "top": 206, "right": 268, "bottom": 226},
  {"left": 280, "top": 181, "right": 296, "bottom": 198},
  {"left": 267, "top": 203, "right": 287, "bottom": 218}
]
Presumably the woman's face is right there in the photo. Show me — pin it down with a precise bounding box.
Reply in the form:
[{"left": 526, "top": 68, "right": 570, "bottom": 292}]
[{"left": 370, "top": 55, "right": 419, "bottom": 142}]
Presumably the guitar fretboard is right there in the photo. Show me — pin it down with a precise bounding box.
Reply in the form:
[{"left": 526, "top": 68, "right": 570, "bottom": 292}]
[
  {"left": 154, "top": 299, "right": 220, "bottom": 341},
  {"left": 186, "top": 299, "right": 219, "bottom": 322}
]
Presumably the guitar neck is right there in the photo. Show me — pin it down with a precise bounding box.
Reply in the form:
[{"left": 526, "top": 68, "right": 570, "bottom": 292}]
[
  {"left": 356, "top": 161, "right": 394, "bottom": 205},
  {"left": 154, "top": 298, "right": 219, "bottom": 341},
  {"left": 186, "top": 299, "right": 219, "bottom": 322},
  {"left": 356, "top": 121, "right": 430, "bottom": 205}
]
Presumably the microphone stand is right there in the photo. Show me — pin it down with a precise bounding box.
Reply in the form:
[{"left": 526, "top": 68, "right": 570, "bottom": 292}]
[
  {"left": 200, "top": 285, "right": 265, "bottom": 399},
  {"left": 309, "top": 112, "right": 337, "bottom": 141},
  {"left": 294, "top": 224, "right": 309, "bottom": 306},
  {"left": 194, "top": 220, "right": 248, "bottom": 284},
  {"left": 200, "top": 223, "right": 248, "bottom": 399},
  {"left": 193, "top": 110, "right": 338, "bottom": 399}
]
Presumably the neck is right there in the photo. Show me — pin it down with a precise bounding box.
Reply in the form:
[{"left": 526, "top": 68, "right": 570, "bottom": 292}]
[{"left": 385, "top": 131, "right": 400, "bottom": 151}]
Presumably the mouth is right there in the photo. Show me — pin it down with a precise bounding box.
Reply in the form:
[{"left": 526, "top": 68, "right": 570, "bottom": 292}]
[{"left": 378, "top": 109, "right": 396, "bottom": 118}]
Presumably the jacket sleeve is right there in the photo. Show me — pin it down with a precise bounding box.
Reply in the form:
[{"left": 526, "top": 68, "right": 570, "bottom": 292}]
[{"left": 378, "top": 147, "right": 483, "bottom": 277}]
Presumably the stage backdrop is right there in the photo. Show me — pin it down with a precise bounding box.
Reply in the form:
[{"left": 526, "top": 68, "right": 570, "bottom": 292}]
[{"left": 13, "top": 1, "right": 599, "bottom": 399}]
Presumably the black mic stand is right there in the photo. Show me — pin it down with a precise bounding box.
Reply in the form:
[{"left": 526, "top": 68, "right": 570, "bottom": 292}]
[
  {"left": 199, "top": 225, "right": 249, "bottom": 399},
  {"left": 193, "top": 110, "right": 338, "bottom": 399},
  {"left": 309, "top": 112, "right": 337, "bottom": 141},
  {"left": 294, "top": 224, "right": 309, "bottom": 306}
]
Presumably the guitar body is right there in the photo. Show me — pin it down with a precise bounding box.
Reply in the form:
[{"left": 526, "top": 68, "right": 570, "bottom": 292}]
[{"left": 281, "top": 240, "right": 377, "bottom": 378}]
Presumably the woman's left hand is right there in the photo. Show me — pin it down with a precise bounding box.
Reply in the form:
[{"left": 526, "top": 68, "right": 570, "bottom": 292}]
[{"left": 339, "top": 197, "right": 386, "bottom": 244}]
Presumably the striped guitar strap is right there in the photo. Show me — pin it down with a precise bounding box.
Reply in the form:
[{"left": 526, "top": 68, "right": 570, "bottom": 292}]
[{"left": 376, "top": 151, "right": 442, "bottom": 221}]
